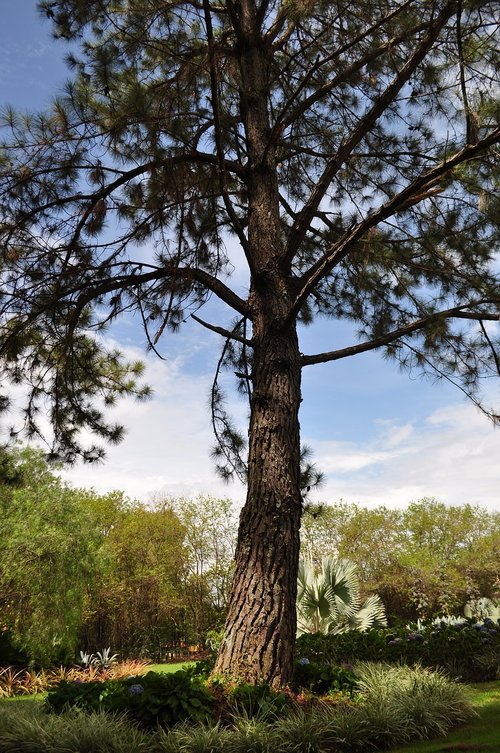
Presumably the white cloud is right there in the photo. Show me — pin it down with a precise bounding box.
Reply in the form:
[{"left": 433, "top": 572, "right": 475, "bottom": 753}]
[
  {"left": 307, "top": 403, "right": 500, "bottom": 511},
  {"left": 4, "top": 332, "right": 499, "bottom": 513},
  {"left": 58, "top": 342, "right": 247, "bottom": 503}
]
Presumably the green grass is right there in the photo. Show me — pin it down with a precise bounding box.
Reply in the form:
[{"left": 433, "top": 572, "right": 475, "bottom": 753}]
[
  {"left": 391, "top": 681, "right": 500, "bottom": 753},
  {"left": 145, "top": 661, "right": 194, "bottom": 673},
  {"left": 0, "top": 694, "right": 45, "bottom": 704}
]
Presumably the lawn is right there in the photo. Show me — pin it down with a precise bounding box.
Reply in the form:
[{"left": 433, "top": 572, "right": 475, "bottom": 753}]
[
  {"left": 391, "top": 681, "right": 500, "bottom": 753},
  {"left": 146, "top": 661, "right": 194, "bottom": 673}
]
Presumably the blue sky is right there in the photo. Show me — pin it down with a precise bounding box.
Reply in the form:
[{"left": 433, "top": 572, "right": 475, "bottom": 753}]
[{"left": 1, "top": 1, "right": 499, "bottom": 510}]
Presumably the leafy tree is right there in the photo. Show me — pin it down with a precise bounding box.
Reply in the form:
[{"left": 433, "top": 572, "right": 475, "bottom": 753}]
[
  {"left": 302, "top": 499, "right": 500, "bottom": 622},
  {"left": 0, "top": 447, "right": 117, "bottom": 665},
  {"left": 169, "top": 496, "right": 237, "bottom": 640},
  {"left": 0, "top": 0, "right": 499, "bottom": 685},
  {"left": 81, "top": 501, "right": 190, "bottom": 658}
]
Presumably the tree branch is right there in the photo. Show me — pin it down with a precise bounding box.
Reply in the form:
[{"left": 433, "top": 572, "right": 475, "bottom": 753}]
[
  {"left": 4, "top": 150, "right": 246, "bottom": 236},
  {"left": 301, "top": 303, "right": 500, "bottom": 366},
  {"left": 283, "top": 0, "right": 456, "bottom": 266},
  {"left": 202, "top": 0, "right": 251, "bottom": 265},
  {"left": 191, "top": 313, "right": 253, "bottom": 345},
  {"left": 290, "top": 128, "right": 500, "bottom": 323},
  {"left": 1, "top": 265, "right": 251, "bottom": 354},
  {"left": 271, "top": 2, "right": 421, "bottom": 140}
]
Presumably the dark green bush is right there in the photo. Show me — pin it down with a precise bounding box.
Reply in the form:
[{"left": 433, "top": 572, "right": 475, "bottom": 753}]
[
  {"left": 226, "top": 681, "right": 288, "bottom": 717},
  {"left": 295, "top": 618, "right": 500, "bottom": 682},
  {"left": 293, "top": 659, "right": 359, "bottom": 695},
  {"left": 45, "top": 668, "right": 214, "bottom": 729}
]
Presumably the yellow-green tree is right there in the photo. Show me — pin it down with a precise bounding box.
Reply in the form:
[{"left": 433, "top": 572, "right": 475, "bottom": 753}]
[{"left": 0, "top": 447, "right": 122, "bottom": 665}]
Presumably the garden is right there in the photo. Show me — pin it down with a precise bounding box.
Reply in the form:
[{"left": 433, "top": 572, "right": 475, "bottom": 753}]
[
  {"left": 0, "top": 447, "right": 499, "bottom": 751},
  {"left": 0, "top": 631, "right": 499, "bottom": 753}
]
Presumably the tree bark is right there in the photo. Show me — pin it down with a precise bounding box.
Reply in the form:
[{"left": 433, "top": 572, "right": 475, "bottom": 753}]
[
  {"left": 214, "top": 323, "right": 303, "bottom": 687},
  {"left": 213, "top": 2, "right": 303, "bottom": 687}
]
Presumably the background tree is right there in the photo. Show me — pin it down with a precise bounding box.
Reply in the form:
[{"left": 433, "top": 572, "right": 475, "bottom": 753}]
[
  {"left": 0, "top": 447, "right": 117, "bottom": 665},
  {"left": 0, "top": 0, "right": 499, "bottom": 685},
  {"left": 169, "top": 496, "right": 237, "bottom": 641},
  {"left": 302, "top": 499, "right": 500, "bottom": 622},
  {"left": 80, "top": 501, "right": 189, "bottom": 659}
]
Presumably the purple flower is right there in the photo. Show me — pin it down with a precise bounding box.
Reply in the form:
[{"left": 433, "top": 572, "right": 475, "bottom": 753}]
[
  {"left": 128, "top": 684, "right": 144, "bottom": 696},
  {"left": 298, "top": 657, "right": 310, "bottom": 665}
]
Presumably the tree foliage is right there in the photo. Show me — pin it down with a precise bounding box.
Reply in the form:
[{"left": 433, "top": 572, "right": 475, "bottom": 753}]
[
  {"left": 0, "top": 447, "right": 120, "bottom": 664},
  {"left": 0, "top": 446, "right": 238, "bottom": 665},
  {"left": 0, "top": 0, "right": 498, "bottom": 460}
]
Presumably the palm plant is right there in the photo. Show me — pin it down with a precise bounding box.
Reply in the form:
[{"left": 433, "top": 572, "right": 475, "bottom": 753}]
[
  {"left": 464, "top": 597, "right": 500, "bottom": 622},
  {"left": 296, "top": 557, "right": 387, "bottom": 636}
]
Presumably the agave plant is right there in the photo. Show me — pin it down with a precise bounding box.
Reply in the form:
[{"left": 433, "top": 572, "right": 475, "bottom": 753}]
[
  {"left": 92, "top": 647, "right": 119, "bottom": 669},
  {"left": 296, "top": 557, "right": 387, "bottom": 636}
]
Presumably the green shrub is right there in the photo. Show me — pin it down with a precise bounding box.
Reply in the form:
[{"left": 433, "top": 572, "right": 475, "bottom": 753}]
[
  {"left": 226, "top": 682, "right": 288, "bottom": 718},
  {"left": 46, "top": 669, "right": 214, "bottom": 729},
  {"left": 295, "top": 617, "right": 500, "bottom": 681},
  {"left": 293, "top": 659, "right": 359, "bottom": 696}
]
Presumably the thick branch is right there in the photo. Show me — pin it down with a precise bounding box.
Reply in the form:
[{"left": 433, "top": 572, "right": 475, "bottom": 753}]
[
  {"left": 301, "top": 304, "right": 500, "bottom": 366},
  {"left": 5, "top": 150, "right": 246, "bottom": 233},
  {"left": 2, "top": 265, "right": 251, "bottom": 354}
]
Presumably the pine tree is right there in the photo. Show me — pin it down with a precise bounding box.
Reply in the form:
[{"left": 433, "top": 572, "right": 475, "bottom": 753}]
[{"left": 0, "top": 0, "right": 499, "bottom": 686}]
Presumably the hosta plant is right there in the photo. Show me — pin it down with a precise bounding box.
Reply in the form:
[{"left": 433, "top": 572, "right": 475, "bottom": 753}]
[{"left": 45, "top": 668, "right": 214, "bottom": 729}]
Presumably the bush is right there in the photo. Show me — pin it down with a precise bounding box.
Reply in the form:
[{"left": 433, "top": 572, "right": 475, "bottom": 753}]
[
  {"left": 295, "top": 617, "right": 500, "bottom": 681},
  {"left": 46, "top": 668, "right": 214, "bottom": 729},
  {"left": 293, "top": 659, "right": 359, "bottom": 696},
  {"left": 225, "top": 681, "right": 289, "bottom": 718}
]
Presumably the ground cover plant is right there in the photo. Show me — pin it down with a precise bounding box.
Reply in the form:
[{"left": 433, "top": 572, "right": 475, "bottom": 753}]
[
  {"left": 0, "top": 663, "right": 475, "bottom": 752},
  {"left": 390, "top": 680, "right": 500, "bottom": 753},
  {"left": 0, "top": 659, "right": 152, "bottom": 698}
]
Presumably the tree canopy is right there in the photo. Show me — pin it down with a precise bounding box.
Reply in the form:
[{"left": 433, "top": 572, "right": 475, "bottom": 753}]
[{"left": 0, "top": 0, "right": 499, "bottom": 685}]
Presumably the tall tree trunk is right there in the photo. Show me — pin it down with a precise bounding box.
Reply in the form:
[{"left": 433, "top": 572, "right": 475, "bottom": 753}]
[{"left": 214, "top": 323, "right": 303, "bottom": 687}]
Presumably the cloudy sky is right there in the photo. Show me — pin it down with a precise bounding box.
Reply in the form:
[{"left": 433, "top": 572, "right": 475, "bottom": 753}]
[{"left": 1, "top": 2, "right": 499, "bottom": 510}]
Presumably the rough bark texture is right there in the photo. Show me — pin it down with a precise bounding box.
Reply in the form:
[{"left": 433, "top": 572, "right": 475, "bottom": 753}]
[
  {"left": 213, "top": 2, "right": 303, "bottom": 687},
  {"left": 214, "top": 324, "right": 303, "bottom": 687}
]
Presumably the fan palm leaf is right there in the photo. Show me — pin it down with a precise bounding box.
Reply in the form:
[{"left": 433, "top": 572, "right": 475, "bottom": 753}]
[{"left": 296, "top": 557, "right": 387, "bottom": 636}]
